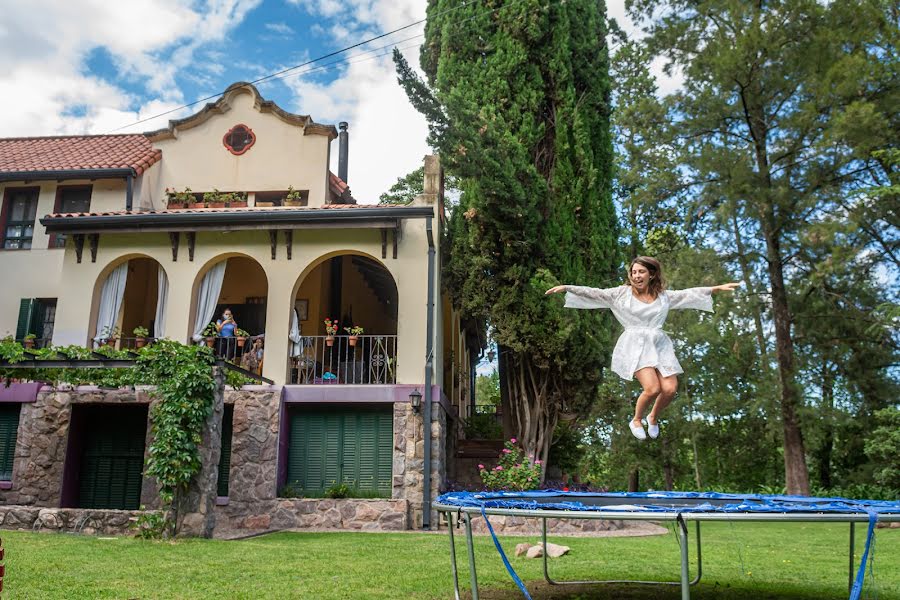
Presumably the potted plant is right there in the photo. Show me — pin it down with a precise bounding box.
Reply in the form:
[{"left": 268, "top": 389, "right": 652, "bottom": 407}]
[
  {"left": 203, "top": 189, "right": 226, "bottom": 209},
  {"left": 22, "top": 332, "right": 37, "bottom": 349},
  {"left": 133, "top": 326, "right": 150, "bottom": 349},
  {"left": 167, "top": 187, "right": 196, "bottom": 209},
  {"left": 203, "top": 322, "right": 218, "bottom": 347},
  {"left": 235, "top": 328, "right": 250, "bottom": 349},
  {"left": 343, "top": 325, "right": 364, "bottom": 347},
  {"left": 284, "top": 186, "right": 305, "bottom": 207},
  {"left": 324, "top": 318, "right": 339, "bottom": 346},
  {"left": 99, "top": 325, "right": 120, "bottom": 347},
  {"left": 231, "top": 192, "right": 248, "bottom": 207}
]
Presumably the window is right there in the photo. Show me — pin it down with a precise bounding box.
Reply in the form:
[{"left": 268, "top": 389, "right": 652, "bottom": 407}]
[
  {"left": 2, "top": 188, "right": 39, "bottom": 249},
  {"left": 53, "top": 186, "right": 92, "bottom": 248},
  {"left": 0, "top": 404, "right": 21, "bottom": 480},
  {"left": 16, "top": 298, "right": 57, "bottom": 345}
]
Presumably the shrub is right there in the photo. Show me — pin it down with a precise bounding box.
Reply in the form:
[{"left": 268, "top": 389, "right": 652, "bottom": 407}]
[
  {"left": 132, "top": 508, "right": 168, "bottom": 540},
  {"left": 478, "top": 439, "right": 542, "bottom": 491},
  {"left": 325, "top": 483, "right": 351, "bottom": 498}
]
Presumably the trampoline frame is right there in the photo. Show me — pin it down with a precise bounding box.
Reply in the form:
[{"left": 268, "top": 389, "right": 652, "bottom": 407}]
[{"left": 435, "top": 502, "right": 900, "bottom": 600}]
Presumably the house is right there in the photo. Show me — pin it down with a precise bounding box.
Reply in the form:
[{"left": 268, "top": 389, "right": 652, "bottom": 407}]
[{"left": 0, "top": 82, "right": 479, "bottom": 534}]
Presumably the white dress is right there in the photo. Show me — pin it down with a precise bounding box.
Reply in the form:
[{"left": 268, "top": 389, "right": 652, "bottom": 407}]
[{"left": 564, "top": 285, "right": 714, "bottom": 381}]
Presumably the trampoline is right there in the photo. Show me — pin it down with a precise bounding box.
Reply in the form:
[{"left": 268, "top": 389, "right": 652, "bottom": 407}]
[{"left": 434, "top": 490, "right": 900, "bottom": 600}]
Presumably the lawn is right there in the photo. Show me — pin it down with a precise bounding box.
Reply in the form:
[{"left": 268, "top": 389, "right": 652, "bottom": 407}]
[{"left": 2, "top": 523, "right": 898, "bottom": 599}]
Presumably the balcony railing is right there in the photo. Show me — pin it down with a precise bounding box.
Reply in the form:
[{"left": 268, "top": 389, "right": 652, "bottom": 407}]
[{"left": 290, "top": 335, "right": 397, "bottom": 385}]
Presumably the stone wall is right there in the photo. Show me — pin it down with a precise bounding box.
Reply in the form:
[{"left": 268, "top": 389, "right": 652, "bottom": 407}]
[
  {"left": 0, "top": 387, "right": 159, "bottom": 509},
  {"left": 216, "top": 498, "right": 408, "bottom": 533},
  {"left": 392, "top": 402, "right": 446, "bottom": 529},
  {"left": 0, "top": 504, "right": 154, "bottom": 536}
]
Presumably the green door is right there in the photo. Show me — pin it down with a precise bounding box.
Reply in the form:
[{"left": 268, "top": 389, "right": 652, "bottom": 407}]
[
  {"left": 78, "top": 406, "right": 147, "bottom": 510},
  {"left": 287, "top": 407, "right": 393, "bottom": 496},
  {"left": 217, "top": 404, "right": 234, "bottom": 497},
  {"left": 0, "top": 404, "right": 21, "bottom": 480}
]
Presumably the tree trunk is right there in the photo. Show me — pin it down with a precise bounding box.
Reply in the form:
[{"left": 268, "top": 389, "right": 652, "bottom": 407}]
[
  {"left": 817, "top": 363, "right": 835, "bottom": 490},
  {"left": 743, "top": 88, "right": 810, "bottom": 496},
  {"left": 662, "top": 436, "right": 675, "bottom": 490},
  {"left": 762, "top": 218, "right": 810, "bottom": 495},
  {"left": 497, "top": 344, "right": 515, "bottom": 441},
  {"left": 503, "top": 350, "right": 558, "bottom": 480},
  {"left": 628, "top": 468, "right": 640, "bottom": 492}
]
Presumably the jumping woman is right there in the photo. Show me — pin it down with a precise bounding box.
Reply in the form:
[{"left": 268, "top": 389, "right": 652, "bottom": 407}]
[{"left": 546, "top": 257, "right": 740, "bottom": 440}]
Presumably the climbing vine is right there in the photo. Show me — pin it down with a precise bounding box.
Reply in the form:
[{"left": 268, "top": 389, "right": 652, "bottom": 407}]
[{"left": 0, "top": 337, "right": 232, "bottom": 534}]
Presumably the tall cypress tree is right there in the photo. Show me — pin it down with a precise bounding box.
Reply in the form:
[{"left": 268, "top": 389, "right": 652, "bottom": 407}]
[{"left": 395, "top": 0, "right": 619, "bottom": 465}]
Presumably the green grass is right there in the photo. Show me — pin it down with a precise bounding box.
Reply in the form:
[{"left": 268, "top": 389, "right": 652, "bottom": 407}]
[{"left": 2, "top": 523, "right": 898, "bottom": 599}]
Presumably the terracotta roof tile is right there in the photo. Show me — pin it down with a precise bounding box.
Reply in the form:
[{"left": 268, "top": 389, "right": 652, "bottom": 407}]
[{"left": 0, "top": 134, "right": 162, "bottom": 176}]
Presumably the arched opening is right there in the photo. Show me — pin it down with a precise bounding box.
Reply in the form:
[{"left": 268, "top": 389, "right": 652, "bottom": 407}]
[
  {"left": 190, "top": 255, "right": 268, "bottom": 371},
  {"left": 90, "top": 256, "right": 168, "bottom": 349},
  {"left": 288, "top": 252, "right": 398, "bottom": 384}
]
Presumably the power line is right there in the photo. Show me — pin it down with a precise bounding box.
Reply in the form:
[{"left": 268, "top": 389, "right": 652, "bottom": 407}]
[{"left": 110, "top": 0, "right": 481, "bottom": 132}]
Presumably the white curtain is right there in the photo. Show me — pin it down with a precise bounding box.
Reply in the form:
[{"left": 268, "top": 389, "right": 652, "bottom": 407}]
[
  {"left": 191, "top": 260, "right": 227, "bottom": 342},
  {"left": 155, "top": 265, "right": 169, "bottom": 338},
  {"left": 289, "top": 308, "right": 302, "bottom": 357},
  {"left": 93, "top": 262, "right": 128, "bottom": 342}
]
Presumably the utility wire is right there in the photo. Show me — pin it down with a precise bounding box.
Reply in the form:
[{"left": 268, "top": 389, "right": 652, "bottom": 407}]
[{"left": 110, "top": 0, "right": 481, "bottom": 132}]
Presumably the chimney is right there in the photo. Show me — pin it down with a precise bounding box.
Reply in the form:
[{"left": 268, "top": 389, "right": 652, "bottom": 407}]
[{"left": 338, "top": 122, "right": 349, "bottom": 184}]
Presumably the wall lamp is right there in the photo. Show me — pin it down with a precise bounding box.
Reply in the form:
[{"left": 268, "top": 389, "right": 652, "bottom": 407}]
[{"left": 409, "top": 388, "right": 422, "bottom": 414}]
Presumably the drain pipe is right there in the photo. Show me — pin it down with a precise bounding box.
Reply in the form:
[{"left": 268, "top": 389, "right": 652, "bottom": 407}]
[
  {"left": 422, "top": 215, "right": 435, "bottom": 529},
  {"left": 125, "top": 172, "right": 134, "bottom": 211}
]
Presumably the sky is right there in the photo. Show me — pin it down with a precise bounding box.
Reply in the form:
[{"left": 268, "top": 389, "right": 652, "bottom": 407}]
[{"left": 0, "top": 0, "right": 678, "bottom": 204}]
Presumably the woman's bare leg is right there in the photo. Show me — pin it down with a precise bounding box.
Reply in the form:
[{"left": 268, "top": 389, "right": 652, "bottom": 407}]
[
  {"left": 632, "top": 368, "right": 661, "bottom": 426},
  {"left": 648, "top": 372, "right": 678, "bottom": 425}
]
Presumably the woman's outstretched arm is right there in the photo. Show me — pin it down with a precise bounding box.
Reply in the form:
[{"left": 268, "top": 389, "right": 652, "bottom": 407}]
[
  {"left": 668, "top": 282, "right": 741, "bottom": 311},
  {"left": 547, "top": 284, "right": 622, "bottom": 310}
]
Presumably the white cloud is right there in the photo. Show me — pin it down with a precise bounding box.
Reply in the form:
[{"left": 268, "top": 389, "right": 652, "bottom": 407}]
[
  {"left": 264, "top": 22, "right": 295, "bottom": 35},
  {"left": 0, "top": 0, "right": 260, "bottom": 136}
]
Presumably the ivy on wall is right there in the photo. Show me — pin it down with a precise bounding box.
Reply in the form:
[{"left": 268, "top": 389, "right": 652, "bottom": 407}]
[{"left": 0, "top": 337, "right": 251, "bottom": 534}]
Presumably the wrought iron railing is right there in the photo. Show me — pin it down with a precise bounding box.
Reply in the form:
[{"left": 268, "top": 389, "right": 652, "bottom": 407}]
[{"left": 289, "top": 335, "right": 397, "bottom": 385}]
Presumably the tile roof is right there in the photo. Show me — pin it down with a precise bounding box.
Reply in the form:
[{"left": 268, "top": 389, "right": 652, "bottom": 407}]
[
  {"left": 44, "top": 204, "right": 389, "bottom": 219},
  {"left": 329, "top": 171, "right": 356, "bottom": 204},
  {"left": 0, "top": 134, "right": 161, "bottom": 176}
]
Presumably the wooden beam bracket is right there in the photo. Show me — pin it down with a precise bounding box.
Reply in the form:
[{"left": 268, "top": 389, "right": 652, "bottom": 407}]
[
  {"left": 88, "top": 234, "right": 99, "bottom": 263},
  {"left": 169, "top": 232, "right": 179, "bottom": 262},
  {"left": 186, "top": 232, "right": 196, "bottom": 262},
  {"left": 73, "top": 234, "right": 85, "bottom": 264},
  {"left": 285, "top": 230, "right": 293, "bottom": 260},
  {"left": 381, "top": 229, "right": 388, "bottom": 259},
  {"left": 269, "top": 230, "right": 277, "bottom": 260}
]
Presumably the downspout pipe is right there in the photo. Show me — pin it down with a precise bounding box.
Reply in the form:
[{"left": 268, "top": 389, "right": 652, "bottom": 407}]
[
  {"left": 126, "top": 172, "right": 134, "bottom": 211},
  {"left": 423, "top": 215, "right": 435, "bottom": 529}
]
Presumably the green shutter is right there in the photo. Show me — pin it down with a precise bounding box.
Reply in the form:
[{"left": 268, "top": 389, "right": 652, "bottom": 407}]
[
  {"left": 287, "top": 408, "right": 392, "bottom": 497},
  {"left": 78, "top": 407, "right": 147, "bottom": 510},
  {"left": 0, "top": 404, "right": 22, "bottom": 480},
  {"left": 15, "top": 298, "right": 34, "bottom": 340},
  {"left": 217, "top": 404, "right": 234, "bottom": 497}
]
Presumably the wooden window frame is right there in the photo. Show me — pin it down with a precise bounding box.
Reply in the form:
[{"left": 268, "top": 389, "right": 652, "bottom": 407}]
[
  {"left": 0, "top": 186, "right": 40, "bottom": 251},
  {"left": 51, "top": 185, "right": 92, "bottom": 249}
]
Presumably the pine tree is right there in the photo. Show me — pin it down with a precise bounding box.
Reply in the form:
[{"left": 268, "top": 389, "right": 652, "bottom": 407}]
[{"left": 395, "top": 0, "right": 619, "bottom": 465}]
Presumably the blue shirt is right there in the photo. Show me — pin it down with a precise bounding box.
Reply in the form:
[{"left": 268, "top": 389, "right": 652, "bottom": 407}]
[{"left": 218, "top": 320, "right": 236, "bottom": 337}]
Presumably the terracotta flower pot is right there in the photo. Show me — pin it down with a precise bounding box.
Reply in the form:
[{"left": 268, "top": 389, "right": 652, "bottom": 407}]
[
  {"left": 23, "top": 338, "right": 35, "bottom": 349},
  {"left": 207, "top": 202, "right": 226, "bottom": 208},
  {"left": 326, "top": 335, "right": 335, "bottom": 347},
  {"left": 237, "top": 336, "right": 247, "bottom": 348},
  {"left": 348, "top": 335, "right": 358, "bottom": 347},
  {"left": 205, "top": 337, "right": 215, "bottom": 348},
  {"left": 189, "top": 202, "right": 206, "bottom": 209},
  {"left": 135, "top": 337, "right": 146, "bottom": 349}
]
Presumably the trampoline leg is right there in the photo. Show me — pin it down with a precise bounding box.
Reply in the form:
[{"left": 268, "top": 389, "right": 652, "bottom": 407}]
[
  {"left": 447, "top": 513, "right": 462, "bottom": 600},
  {"left": 678, "top": 517, "right": 691, "bottom": 600},
  {"left": 691, "top": 521, "right": 703, "bottom": 585},
  {"left": 464, "top": 513, "right": 480, "bottom": 600},
  {"left": 542, "top": 518, "right": 552, "bottom": 584},
  {"left": 849, "top": 522, "right": 855, "bottom": 594}
]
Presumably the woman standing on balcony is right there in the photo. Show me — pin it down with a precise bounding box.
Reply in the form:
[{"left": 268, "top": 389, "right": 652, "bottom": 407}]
[
  {"left": 215, "top": 308, "right": 238, "bottom": 359},
  {"left": 545, "top": 257, "right": 740, "bottom": 440}
]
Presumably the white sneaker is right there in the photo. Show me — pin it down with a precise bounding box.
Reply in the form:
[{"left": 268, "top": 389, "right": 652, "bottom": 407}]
[
  {"left": 646, "top": 419, "right": 660, "bottom": 439},
  {"left": 629, "top": 420, "right": 647, "bottom": 440}
]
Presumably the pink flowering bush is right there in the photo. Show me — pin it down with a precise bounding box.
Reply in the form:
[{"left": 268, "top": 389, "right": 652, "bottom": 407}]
[{"left": 478, "top": 438, "right": 542, "bottom": 491}]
